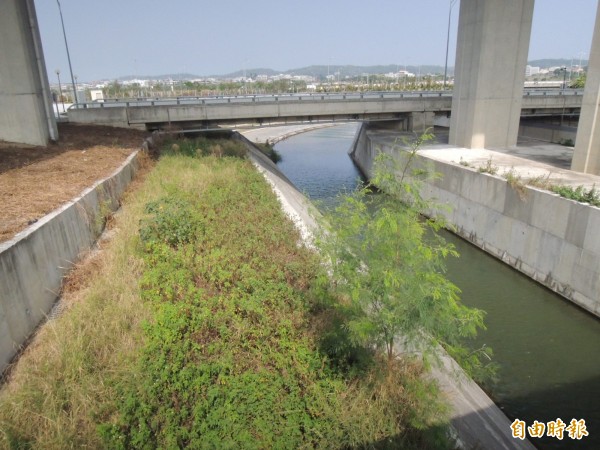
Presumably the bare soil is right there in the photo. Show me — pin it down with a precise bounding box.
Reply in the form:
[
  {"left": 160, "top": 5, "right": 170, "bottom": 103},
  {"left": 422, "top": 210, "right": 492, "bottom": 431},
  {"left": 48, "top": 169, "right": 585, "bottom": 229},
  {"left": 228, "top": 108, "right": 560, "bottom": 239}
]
[{"left": 0, "top": 123, "right": 148, "bottom": 243}]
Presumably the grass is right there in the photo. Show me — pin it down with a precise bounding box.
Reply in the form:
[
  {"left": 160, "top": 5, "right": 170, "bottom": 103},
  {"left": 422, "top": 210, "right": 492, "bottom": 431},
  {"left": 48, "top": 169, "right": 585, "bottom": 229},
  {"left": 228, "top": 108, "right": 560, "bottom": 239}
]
[
  {"left": 550, "top": 184, "right": 600, "bottom": 207},
  {"left": 0, "top": 139, "right": 452, "bottom": 449},
  {"left": 459, "top": 157, "right": 473, "bottom": 168},
  {"left": 0, "top": 153, "right": 155, "bottom": 448},
  {"left": 477, "top": 157, "right": 499, "bottom": 175},
  {"left": 503, "top": 168, "right": 528, "bottom": 200}
]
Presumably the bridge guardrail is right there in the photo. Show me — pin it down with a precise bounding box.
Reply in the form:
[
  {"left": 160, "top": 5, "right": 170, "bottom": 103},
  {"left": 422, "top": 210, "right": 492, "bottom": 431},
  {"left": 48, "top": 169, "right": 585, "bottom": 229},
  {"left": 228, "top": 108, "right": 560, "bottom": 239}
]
[
  {"left": 68, "top": 90, "right": 456, "bottom": 110},
  {"left": 67, "top": 89, "right": 583, "bottom": 111}
]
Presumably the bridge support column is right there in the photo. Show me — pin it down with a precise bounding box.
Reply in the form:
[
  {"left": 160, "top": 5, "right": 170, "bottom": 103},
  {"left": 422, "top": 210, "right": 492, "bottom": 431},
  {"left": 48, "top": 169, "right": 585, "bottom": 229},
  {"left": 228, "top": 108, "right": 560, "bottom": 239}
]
[
  {"left": 571, "top": 3, "right": 600, "bottom": 174},
  {"left": 449, "top": 0, "right": 534, "bottom": 149},
  {"left": 0, "top": 0, "right": 57, "bottom": 146},
  {"left": 408, "top": 112, "right": 434, "bottom": 133}
]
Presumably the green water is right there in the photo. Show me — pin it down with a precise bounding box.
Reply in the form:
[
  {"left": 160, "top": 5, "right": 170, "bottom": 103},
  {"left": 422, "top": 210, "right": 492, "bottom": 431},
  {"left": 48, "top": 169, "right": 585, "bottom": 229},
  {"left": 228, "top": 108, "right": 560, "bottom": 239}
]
[
  {"left": 443, "top": 232, "right": 600, "bottom": 449},
  {"left": 275, "top": 123, "right": 600, "bottom": 449}
]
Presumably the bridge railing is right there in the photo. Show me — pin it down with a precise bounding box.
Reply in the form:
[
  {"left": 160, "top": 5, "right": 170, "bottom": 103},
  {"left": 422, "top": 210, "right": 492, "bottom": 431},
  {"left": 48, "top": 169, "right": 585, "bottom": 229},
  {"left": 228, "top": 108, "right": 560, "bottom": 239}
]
[
  {"left": 523, "top": 89, "right": 583, "bottom": 96},
  {"left": 67, "top": 89, "right": 583, "bottom": 110},
  {"left": 67, "top": 90, "right": 454, "bottom": 110}
]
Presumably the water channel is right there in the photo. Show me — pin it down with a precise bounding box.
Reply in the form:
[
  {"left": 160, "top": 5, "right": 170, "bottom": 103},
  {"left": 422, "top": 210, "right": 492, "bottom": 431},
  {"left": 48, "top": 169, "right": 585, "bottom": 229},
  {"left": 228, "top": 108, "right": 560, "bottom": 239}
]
[{"left": 275, "top": 122, "right": 600, "bottom": 450}]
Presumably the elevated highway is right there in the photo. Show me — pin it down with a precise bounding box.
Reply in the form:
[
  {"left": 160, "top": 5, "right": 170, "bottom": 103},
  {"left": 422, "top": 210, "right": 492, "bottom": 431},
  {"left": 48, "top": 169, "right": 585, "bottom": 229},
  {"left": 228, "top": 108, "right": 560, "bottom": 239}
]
[{"left": 66, "top": 90, "right": 583, "bottom": 131}]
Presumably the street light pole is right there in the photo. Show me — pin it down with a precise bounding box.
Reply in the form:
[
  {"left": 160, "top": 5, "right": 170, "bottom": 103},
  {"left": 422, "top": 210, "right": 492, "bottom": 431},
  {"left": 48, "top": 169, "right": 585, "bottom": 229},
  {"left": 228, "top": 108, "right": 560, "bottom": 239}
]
[
  {"left": 443, "top": 0, "right": 458, "bottom": 90},
  {"left": 55, "top": 69, "right": 65, "bottom": 113},
  {"left": 56, "top": 0, "right": 77, "bottom": 106}
]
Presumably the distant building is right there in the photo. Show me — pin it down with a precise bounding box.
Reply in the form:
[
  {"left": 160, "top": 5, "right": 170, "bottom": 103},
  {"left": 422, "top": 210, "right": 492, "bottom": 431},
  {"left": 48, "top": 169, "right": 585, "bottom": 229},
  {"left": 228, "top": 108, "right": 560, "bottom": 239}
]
[
  {"left": 90, "top": 89, "right": 104, "bottom": 101},
  {"left": 385, "top": 70, "right": 415, "bottom": 79},
  {"left": 525, "top": 65, "right": 540, "bottom": 76}
]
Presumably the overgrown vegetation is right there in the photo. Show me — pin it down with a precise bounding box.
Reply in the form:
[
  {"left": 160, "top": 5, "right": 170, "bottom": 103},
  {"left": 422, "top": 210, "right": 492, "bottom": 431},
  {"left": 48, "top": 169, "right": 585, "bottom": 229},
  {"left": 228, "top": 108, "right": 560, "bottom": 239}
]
[
  {"left": 160, "top": 135, "right": 248, "bottom": 159},
  {"left": 570, "top": 74, "right": 586, "bottom": 89},
  {"left": 503, "top": 168, "right": 528, "bottom": 200},
  {"left": 0, "top": 138, "right": 454, "bottom": 448},
  {"left": 255, "top": 141, "right": 283, "bottom": 163},
  {"left": 501, "top": 167, "right": 600, "bottom": 208},
  {"left": 550, "top": 184, "right": 600, "bottom": 207},
  {"left": 469, "top": 158, "right": 600, "bottom": 207}
]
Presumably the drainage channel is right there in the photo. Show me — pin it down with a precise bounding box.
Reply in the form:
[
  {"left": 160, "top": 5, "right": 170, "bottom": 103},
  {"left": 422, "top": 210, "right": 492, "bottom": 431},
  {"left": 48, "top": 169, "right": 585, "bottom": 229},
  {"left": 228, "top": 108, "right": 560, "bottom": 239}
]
[{"left": 274, "top": 122, "right": 600, "bottom": 450}]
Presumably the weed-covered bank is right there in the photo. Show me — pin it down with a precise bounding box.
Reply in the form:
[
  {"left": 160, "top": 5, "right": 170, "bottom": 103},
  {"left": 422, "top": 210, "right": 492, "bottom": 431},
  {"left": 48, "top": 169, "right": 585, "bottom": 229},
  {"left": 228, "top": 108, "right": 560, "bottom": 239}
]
[
  {"left": 102, "top": 149, "right": 448, "bottom": 448},
  {"left": 102, "top": 154, "right": 349, "bottom": 447},
  {"left": 0, "top": 138, "right": 450, "bottom": 449}
]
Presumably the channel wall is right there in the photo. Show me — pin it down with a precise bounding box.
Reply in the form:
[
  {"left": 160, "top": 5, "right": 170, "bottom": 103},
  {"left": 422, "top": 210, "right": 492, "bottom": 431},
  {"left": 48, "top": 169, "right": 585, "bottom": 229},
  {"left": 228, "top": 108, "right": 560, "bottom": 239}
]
[
  {"left": 351, "top": 122, "right": 600, "bottom": 318},
  {"left": 0, "top": 151, "right": 142, "bottom": 374}
]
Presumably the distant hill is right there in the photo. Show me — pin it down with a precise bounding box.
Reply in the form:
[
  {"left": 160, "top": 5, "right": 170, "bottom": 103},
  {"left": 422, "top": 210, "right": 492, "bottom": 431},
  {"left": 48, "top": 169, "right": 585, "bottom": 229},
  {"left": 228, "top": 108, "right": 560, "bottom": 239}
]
[
  {"left": 223, "top": 64, "right": 449, "bottom": 79},
  {"left": 112, "top": 59, "right": 588, "bottom": 83},
  {"left": 117, "top": 73, "right": 202, "bottom": 81}
]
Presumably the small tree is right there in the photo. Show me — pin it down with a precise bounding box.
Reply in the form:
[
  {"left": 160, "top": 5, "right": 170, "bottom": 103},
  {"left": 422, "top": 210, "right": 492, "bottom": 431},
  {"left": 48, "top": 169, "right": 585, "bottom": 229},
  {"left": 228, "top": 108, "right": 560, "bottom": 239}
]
[
  {"left": 317, "top": 132, "right": 490, "bottom": 375},
  {"left": 570, "top": 74, "right": 586, "bottom": 89}
]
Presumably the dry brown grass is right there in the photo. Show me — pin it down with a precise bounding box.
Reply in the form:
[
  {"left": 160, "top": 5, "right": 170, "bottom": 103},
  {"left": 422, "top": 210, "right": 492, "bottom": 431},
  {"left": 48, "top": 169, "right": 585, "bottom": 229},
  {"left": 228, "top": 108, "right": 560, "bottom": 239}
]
[{"left": 0, "top": 124, "right": 148, "bottom": 243}]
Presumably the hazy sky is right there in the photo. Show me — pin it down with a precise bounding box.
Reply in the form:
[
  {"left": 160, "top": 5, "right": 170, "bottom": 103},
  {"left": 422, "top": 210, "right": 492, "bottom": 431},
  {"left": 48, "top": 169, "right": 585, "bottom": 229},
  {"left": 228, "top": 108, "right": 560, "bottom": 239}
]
[{"left": 34, "top": 0, "right": 598, "bottom": 82}]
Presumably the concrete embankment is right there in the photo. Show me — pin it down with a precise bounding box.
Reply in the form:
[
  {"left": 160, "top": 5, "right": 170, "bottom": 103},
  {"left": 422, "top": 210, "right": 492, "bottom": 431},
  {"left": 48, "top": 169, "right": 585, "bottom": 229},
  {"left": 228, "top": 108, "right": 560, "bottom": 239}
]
[
  {"left": 351, "top": 122, "right": 600, "bottom": 318},
  {"left": 240, "top": 123, "right": 338, "bottom": 145},
  {"left": 0, "top": 151, "right": 142, "bottom": 375},
  {"left": 239, "top": 127, "right": 535, "bottom": 450}
]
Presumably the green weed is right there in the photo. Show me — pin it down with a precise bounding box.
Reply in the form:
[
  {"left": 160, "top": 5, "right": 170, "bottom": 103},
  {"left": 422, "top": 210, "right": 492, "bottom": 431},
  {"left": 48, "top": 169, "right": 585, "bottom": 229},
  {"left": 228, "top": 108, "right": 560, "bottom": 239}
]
[
  {"left": 161, "top": 136, "right": 247, "bottom": 159},
  {"left": 477, "top": 157, "right": 499, "bottom": 175},
  {"left": 503, "top": 168, "right": 528, "bottom": 200},
  {"left": 551, "top": 184, "right": 600, "bottom": 207}
]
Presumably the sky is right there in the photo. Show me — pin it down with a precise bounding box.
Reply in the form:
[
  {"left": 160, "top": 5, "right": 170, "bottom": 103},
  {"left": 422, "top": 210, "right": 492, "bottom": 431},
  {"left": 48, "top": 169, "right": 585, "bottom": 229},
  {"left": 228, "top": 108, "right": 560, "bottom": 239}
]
[{"left": 34, "top": 0, "right": 598, "bottom": 82}]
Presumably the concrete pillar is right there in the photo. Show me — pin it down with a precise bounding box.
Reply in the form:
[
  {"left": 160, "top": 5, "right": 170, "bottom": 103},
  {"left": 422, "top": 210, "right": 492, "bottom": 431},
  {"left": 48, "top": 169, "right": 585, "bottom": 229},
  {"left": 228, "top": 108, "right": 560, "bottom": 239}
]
[
  {"left": 571, "top": 2, "right": 600, "bottom": 174},
  {"left": 449, "top": 0, "right": 534, "bottom": 149},
  {"left": 409, "top": 111, "right": 435, "bottom": 133},
  {"left": 0, "top": 0, "right": 57, "bottom": 146}
]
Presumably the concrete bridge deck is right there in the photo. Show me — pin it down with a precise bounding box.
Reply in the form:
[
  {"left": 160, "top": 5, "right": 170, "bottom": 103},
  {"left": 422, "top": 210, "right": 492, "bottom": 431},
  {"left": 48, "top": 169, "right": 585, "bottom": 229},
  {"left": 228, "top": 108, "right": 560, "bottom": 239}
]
[{"left": 66, "top": 90, "right": 584, "bottom": 130}]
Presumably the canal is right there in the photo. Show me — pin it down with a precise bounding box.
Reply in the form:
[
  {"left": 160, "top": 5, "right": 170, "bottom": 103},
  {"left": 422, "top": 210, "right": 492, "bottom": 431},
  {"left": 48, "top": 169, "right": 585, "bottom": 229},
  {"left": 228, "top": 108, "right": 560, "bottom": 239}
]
[{"left": 275, "top": 122, "right": 600, "bottom": 450}]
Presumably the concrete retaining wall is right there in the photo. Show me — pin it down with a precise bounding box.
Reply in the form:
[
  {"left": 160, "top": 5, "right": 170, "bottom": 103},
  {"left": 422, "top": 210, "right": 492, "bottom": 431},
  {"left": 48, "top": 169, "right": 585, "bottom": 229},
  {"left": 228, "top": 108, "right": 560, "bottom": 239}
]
[
  {"left": 351, "top": 122, "right": 600, "bottom": 317},
  {"left": 0, "top": 151, "right": 141, "bottom": 374},
  {"left": 518, "top": 123, "right": 576, "bottom": 144}
]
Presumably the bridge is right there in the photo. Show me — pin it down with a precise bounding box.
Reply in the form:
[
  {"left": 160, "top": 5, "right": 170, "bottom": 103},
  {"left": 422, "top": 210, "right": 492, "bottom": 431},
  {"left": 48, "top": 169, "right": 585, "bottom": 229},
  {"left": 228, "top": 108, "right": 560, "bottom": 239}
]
[
  {"left": 3, "top": 0, "right": 600, "bottom": 174},
  {"left": 66, "top": 90, "right": 583, "bottom": 131}
]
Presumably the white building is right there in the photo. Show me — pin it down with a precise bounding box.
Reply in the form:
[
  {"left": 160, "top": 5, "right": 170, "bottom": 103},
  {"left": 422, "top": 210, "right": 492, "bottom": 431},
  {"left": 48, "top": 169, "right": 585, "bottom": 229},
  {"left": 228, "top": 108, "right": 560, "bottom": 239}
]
[
  {"left": 90, "top": 89, "right": 104, "bottom": 101},
  {"left": 525, "top": 65, "right": 540, "bottom": 76}
]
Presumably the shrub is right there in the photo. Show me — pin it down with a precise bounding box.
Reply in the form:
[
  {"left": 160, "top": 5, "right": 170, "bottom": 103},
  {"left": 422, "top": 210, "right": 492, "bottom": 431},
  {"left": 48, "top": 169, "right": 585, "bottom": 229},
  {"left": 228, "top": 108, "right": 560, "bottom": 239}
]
[
  {"left": 551, "top": 184, "right": 600, "bottom": 207},
  {"left": 255, "top": 142, "right": 283, "bottom": 163},
  {"left": 160, "top": 136, "right": 247, "bottom": 159}
]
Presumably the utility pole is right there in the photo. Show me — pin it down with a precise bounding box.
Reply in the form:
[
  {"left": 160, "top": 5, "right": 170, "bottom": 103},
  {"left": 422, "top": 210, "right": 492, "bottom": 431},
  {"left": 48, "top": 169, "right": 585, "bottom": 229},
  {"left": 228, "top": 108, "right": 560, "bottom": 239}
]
[
  {"left": 55, "top": 69, "right": 65, "bottom": 113},
  {"left": 56, "top": 0, "right": 77, "bottom": 106},
  {"left": 443, "top": 0, "right": 458, "bottom": 89}
]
